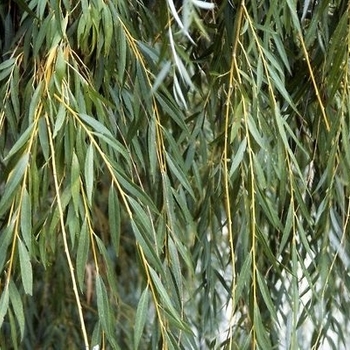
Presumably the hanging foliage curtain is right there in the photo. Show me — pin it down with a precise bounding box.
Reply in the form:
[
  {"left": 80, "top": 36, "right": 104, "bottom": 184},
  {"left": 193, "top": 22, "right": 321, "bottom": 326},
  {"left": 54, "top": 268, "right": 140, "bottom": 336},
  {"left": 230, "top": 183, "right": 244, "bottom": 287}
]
[{"left": 1, "top": 0, "right": 350, "bottom": 348}]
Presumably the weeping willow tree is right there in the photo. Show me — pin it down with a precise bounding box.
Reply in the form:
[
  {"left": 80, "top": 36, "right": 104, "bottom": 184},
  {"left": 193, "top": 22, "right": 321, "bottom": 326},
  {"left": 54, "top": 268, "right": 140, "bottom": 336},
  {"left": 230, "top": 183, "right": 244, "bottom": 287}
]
[{"left": 1, "top": 0, "right": 350, "bottom": 348}]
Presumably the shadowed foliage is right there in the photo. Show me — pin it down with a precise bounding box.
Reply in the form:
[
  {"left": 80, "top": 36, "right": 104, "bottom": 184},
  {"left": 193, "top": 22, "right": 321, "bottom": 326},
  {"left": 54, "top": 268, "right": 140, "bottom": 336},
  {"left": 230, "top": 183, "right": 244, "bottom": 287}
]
[{"left": 1, "top": 0, "right": 350, "bottom": 349}]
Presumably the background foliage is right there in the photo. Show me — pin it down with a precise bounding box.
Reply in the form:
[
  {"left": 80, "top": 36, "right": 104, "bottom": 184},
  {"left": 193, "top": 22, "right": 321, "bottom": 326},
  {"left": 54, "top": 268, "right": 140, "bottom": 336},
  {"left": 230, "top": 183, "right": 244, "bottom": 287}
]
[{"left": 1, "top": 0, "right": 350, "bottom": 348}]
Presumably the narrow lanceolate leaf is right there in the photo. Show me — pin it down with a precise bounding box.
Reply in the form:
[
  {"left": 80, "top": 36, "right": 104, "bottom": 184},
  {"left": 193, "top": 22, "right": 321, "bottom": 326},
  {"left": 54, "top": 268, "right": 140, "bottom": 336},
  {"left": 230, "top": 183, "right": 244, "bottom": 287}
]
[
  {"left": 18, "top": 239, "right": 33, "bottom": 295},
  {"left": 234, "top": 254, "right": 252, "bottom": 307},
  {"left": 38, "top": 117, "right": 50, "bottom": 161},
  {"left": 71, "top": 152, "right": 81, "bottom": 214},
  {"left": 20, "top": 188, "right": 32, "bottom": 252},
  {"left": 9, "top": 280, "right": 25, "bottom": 339},
  {"left": 0, "top": 222, "right": 14, "bottom": 273},
  {"left": 165, "top": 153, "right": 195, "bottom": 199},
  {"left": 0, "top": 153, "right": 29, "bottom": 216},
  {"left": 0, "top": 283, "right": 10, "bottom": 327},
  {"left": 53, "top": 103, "right": 66, "bottom": 138},
  {"left": 149, "top": 266, "right": 184, "bottom": 329},
  {"left": 96, "top": 274, "right": 111, "bottom": 335},
  {"left": 256, "top": 271, "right": 278, "bottom": 322},
  {"left": 0, "top": 57, "right": 16, "bottom": 71},
  {"left": 254, "top": 302, "right": 272, "bottom": 349},
  {"left": 131, "top": 220, "right": 163, "bottom": 273},
  {"left": 76, "top": 219, "right": 90, "bottom": 291},
  {"left": 10, "top": 66, "right": 20, "bottom": 118},
  {"left": 168, "top": 237, "right": 183, "bottom": 303},
  {"left": 79, "top": 113, "right": 113, "bottom": 137},
  {"left": 128, "top": 197, "right": 152, "bottom": 233},
  {"left": 102, "top": 4, "right": 113, "bottom": 56},
  {"left": 162, "top": 171, "right": 176, "bottom": 232},
  {"left": 0, "top": 58, "right": 15, "bottom": 81},
  {"left": 12, "top": 0, "right": 38, "bottom": 18},
  {"left": 95, "top": 275, "right": 119, "bottom": 348},
  {"left": 108, "top": 185, "right": 121, "bottom": 256},
  {"left": 3, "top": 123, "right": 34, "bottom": 161},
  {"left": 84, "top": 144, "right": 94, "bottom": 205},
  {"left": 117, "top": 26, "right": 127, "bottom": 83},
  {"left": 230, "top": 138, "right": 247, "bottom": 177},
  {"left": 134, "top": 287, "right": 149, "bottom": 350},
  {"left": 55, "top": 46, "right": 66, "bottom": 85}
]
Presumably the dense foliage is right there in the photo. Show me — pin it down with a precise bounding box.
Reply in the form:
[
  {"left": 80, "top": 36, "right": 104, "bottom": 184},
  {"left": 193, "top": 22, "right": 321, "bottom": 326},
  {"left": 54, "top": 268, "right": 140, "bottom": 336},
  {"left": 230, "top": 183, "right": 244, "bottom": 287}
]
[{"left": 1, "top": 0, "right": 350, "bottom": 348}]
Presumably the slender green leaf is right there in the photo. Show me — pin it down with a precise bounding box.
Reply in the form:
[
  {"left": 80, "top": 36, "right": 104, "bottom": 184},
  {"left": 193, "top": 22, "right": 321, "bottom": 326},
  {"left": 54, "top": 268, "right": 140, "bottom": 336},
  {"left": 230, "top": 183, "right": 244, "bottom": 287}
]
[
  {"left": 256, "top": 270, "right": 278, "bottom": 322},
  {"left": 38, "top": 115, "right": 50, "bottom": 161},
  {"left": 230, "top": 138, "right": 247, "bottom": 177},
  {"left": 108, "top": 185, "right": 121, "bottom": 256},
  {"left": 4, "top": 124, "right": 34, "bottom": 161},
  {"left": 79, "top": 113, "right": 113, "bottom": 137},
  {"left": 76, "top": 219, "right": 90, "bottom": 291},
  {"left": 166, "top": 153, "right": 195, "bottom": 199},
  {"left": 0, "top": 284, "right": 10, "bottom": 328},
  {"left": 18, "top": 239, "right": 33, "bottom": 295},
  {"left": 0, "top": 222, "right": 14, "bottom": 273},
  {"left": 102, "top": 4, "right": 113, "bottom": 56},
  {"left": 0, "top": 58, "right": 16, "bottom": 71},
  {"left": 20, "top": 188, "right": 32, "bottom": 252},
  {"left": 53, "top": 102, "right": 66, "bottom": 138},
  {"left": 134, "top": 287, "right": 149, "bottom": 350},
  {"left": 71, "top": 152, "right": 81, "bottom": 214},
  {"left": 234, "top": 254, "right": 252, "bottom": 308},
  {"left": 9, "top": 280, "right": 25, "bottom": 339},
  {"left": 0, "top": 153, "right": 29, "bottom": 216},
  {"left": 149, "top": 266, "right": 182, "bottom": 325},
  {"left": 96, "top": 274, "right": 110, "bottom": 332},
  {"left": 84, "top": 144, "right": 94, "bottom": 205}
]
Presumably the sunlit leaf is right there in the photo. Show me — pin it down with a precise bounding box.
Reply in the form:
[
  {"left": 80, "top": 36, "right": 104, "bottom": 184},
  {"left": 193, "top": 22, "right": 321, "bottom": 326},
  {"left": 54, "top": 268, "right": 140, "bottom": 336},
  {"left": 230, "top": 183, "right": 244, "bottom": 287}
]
[
  {"left": 71, "top": 152, "right": 81, "bottom": 214},
  {"left": 84, "top": 144, "right": 94, "bottom": 206}
]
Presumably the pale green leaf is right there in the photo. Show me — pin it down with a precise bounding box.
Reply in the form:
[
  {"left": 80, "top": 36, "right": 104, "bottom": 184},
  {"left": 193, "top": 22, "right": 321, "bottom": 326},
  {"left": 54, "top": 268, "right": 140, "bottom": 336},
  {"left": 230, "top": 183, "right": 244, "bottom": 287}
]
[
  {"left": 9, "top": 280, "right": 25, "bottom": 339},
  {"left": 4, "top": 124, "right": 34, "bottom": 161},
  {"left": 84, "top": 144, "right": 94, "bottom": 205},
  {"left": 53, "top": 102, "right": 66, "bottom": 138},
  {"left": 71, "top": 152, "right": 80, "bottom": 214},
  {"left": 134, "top": 287, "right": 149, "bottom": 350},
  {"left": 79, "top": 113, "right": 113, "bottom": 137},
  {"left": 20, "top": 188, "right": 32, "bottom": 252},
  {"left": 18, "top": 239, "right": 33, "bottom": 295},
  {"left": 0, "top": 284, "right": 10, "bottom": 328},
  {"left": 0, "top": 153, "right": 29, "bottom": 216}
]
